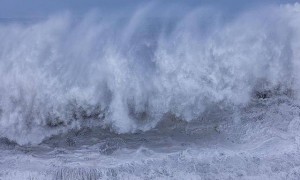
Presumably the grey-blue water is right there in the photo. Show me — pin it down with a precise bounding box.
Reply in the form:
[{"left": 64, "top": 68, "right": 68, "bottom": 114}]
[{"left": 1, "top": 2, "right": 300, "bottom": 179}]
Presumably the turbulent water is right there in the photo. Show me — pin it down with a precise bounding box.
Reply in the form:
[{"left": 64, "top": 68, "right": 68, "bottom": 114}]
[{"left": 1, "top": 1, "right": 300, "bottom": 179}]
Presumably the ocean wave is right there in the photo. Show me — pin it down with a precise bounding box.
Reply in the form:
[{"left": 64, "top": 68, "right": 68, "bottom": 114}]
[{"left": 0, "top": 3, "right": 300, "bottom": 145}]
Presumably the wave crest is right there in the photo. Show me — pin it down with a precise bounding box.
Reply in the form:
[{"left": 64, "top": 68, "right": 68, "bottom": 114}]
[{"left": 0, "top": 3, "right": 300, "bottom": 144}]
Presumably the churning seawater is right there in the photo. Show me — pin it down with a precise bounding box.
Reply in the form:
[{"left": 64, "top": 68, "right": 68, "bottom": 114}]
[{"left": 1, "top": 1, "right": 300, "bottom": 179}]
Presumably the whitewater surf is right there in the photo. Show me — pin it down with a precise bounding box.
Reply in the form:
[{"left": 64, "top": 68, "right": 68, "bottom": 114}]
[{"left": 1, "top": 0, "right": 300, "bottom": 179}]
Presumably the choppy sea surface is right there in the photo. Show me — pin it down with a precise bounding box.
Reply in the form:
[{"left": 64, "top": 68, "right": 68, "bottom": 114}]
[{"left": 1, "top": 2, "right": 300, "bottom": 179}]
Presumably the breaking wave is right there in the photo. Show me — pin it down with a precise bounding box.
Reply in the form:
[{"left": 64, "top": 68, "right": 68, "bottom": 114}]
[{"left": 1, "top": 3, "right": 300, "bottom": 145}]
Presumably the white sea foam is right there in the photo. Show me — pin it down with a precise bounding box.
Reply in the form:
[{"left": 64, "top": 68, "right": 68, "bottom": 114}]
[{"left": 0, "top": 3, "right": 300, "bottom": 145}]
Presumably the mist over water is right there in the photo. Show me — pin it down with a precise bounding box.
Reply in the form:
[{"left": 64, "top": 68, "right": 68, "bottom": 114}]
[{"left": 1, "top": 1, "right": 300, "bottom": 179}]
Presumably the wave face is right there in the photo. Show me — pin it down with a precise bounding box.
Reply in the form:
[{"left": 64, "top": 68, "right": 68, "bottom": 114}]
[{"left": 1, "top": 3, "right": 300, "bottom": 145}]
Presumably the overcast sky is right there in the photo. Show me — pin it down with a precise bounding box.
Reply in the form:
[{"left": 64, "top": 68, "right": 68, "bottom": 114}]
[{"left": 0, "top": 0, "right": 298, "bottom": 18}]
